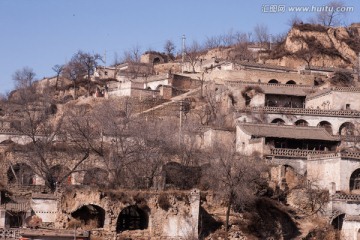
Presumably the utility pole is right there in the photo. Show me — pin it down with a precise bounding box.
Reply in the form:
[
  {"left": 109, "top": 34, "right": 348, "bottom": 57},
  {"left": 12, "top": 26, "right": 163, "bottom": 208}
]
[
  {"left": 104, "top": 50, "right": 107, "bottom": 67},
  {"left": 182, "top": 34, "right": 186, "bottom": 73},
  {"left": 179, "top": 101, "right": 182, "bottom": 146},
  {"left": 358, "top": 52, "right": 360, "bottom": 81}
]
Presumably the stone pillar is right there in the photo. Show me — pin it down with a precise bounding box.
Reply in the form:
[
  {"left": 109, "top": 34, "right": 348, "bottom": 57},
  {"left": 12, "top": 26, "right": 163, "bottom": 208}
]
[
  {"left": 190, "top": 189, "right": 200, "bottom": 238},
  {"left": 0, "top": 209, "right": 5, "bottom": 228}
]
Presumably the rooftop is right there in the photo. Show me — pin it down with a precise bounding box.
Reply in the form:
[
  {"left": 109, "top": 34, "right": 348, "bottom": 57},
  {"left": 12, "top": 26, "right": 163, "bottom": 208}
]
[
  {"left": 226, "top": 81, "right": 315, "bottom": 96},
  {"left": 306, "top": 87, "right": 360, "bottom": 100},
  {"left": 238, "top": 123, "right": 339, "bottom": 141}
]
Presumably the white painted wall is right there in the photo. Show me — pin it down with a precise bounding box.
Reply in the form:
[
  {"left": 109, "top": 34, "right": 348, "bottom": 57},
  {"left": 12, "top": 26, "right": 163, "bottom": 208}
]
[
  {"left": 236, "top": 126, "right": 264, "bottom": 156},
  {"left": 31, "top": 198, "right": 58, "bottom": 223},
  {"left": 306, "top": 91, "right": 360, "bottom": 111},
  {"left": 307, "top": 157, "right": 341, "bottom": 191}
]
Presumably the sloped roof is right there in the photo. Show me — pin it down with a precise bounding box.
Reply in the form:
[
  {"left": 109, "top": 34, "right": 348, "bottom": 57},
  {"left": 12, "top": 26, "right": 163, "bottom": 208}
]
[{"left": 238, "top": 123, "right": 339, "bottom": 141}]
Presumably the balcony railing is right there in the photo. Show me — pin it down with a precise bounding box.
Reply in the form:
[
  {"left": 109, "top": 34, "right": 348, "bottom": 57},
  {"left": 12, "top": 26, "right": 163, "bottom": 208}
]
[
  {"left": 243, "top": 106, "right": 360, "bottom": 118},
  {"left": 270, "top": 148, "right": 328, "bottom": 158}
]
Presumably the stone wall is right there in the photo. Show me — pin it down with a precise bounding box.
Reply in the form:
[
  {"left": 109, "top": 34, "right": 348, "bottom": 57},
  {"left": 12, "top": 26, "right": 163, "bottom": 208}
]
[
  {"left": 306, "top": 91, "right": 360, "bottom": 111},
  {"left": 56, "top": 188, "right": 200, "bottom": 239},
  {"left": 207, "top": 68, "right": 315, "bottom": 85}
]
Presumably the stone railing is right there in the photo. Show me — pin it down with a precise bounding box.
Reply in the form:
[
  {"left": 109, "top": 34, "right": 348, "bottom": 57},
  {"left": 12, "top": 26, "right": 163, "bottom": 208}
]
[
  {"left": 307, "top": 152, "right": 360, "bottom": 160},
  {"left": 244, "top": 106, "right": 360, "bottom": 118},
  {"left": 333, "top": 193, "right": 360, "bottom": 201},
  {"left": 0, "top": 229, "right": 20, "bottom": 239},
  {"left": 342, "top": 152, "right": 360, "bottom": 160},
  {"left": 0, "top": 127, "right": 19, "bottom": 135},
  {"left": 307, "top": 152, "right": 340, "bottom": 160},
  {"left": 270, "top": 148, "right": 326, "bottom": 158},
  {"left": 225, "top": 80, "right": 315, "bottom": 89}
]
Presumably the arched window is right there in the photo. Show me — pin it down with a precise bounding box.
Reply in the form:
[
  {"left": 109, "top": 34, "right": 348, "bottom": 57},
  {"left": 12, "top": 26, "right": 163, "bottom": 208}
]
[
  {"left": 339, "top": 122, "right": 355, "bottom": 136},
  {"left": 317, "top": 121, "right": 333, "bottom": 134},
  {"left": 71, "top": 204, "right": 105, "bottom": 228},
  {"left": 49, "top": 165, "right": 71, "bottom": 185},
  {"left": 350, "top": 169, "right": 360, "bottom": 191},
  {"left": 7, "top": 163, "right": 34, "bottom": 185},
  {"left": 116, "top": 205, "right": 148, "bottom": 232},
  {"left": 331, "top": 213, "right": 345, "bottom": 230},
  {"left": 271, "top": 118, "right": 285, "bottom": 125},
  {"left": 286, "top": 80, "right": 296, "bottom": 85},
  {"left": 294, "top": 119, "right": 309, "bottom": 126},
  {"left": 268, "top": 79, "right": 279, "bottom": 84}
]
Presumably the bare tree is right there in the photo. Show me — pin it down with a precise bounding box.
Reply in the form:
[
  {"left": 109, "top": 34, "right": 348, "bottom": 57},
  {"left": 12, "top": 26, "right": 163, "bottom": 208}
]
[
  {"left": 12, "top": 67, "right": 36, "bottom": 89},
  {"left": 65, "top": 99, "right": 168, "bottom": 189},
  {"left": 123, "top": 44, "right": 142, "bottom": 63},
  {"left": 287, "top": 14, "right": 303, "bottom": 27},
  {"left": 62, "top": 60, "right": 85, "bottom": 99},
  {"left": 229, "top": 32, "right": 254, "bottom": 63},
  {"left": 254, "top": 24, "right": 270, "bottom": 49},
  {"left": 8, "top": 77, "right": 90, "bottom": 192},
  {"left": 185, "top": 40, "right": 204, "bottom": 73},
  {"left": 164, "top": 40, "right": 176, "bottom": 58},
  {"left": 52, "top": 64, "right": 64, "bottom": 90},
  {"left": 203, "top": 146, "right": 267, "bottom": 235},
  {"left": 204, "top": 35, "right": 223, "bottom": 49},
  {"left": 316, "top": 1, "right": 347, "bottom": 26}
]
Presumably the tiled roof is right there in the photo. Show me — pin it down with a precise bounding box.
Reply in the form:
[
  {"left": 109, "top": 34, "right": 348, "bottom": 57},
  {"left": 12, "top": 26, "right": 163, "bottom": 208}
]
[{"left": 238, "top": 123, "right": 339, "bottom": 141}]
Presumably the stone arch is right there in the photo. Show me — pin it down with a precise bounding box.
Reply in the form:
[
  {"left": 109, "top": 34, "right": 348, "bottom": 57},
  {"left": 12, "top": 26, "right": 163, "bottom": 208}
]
[
  {"left": 116, "top": 205, "right": 148, "bottom": 232},
  {"left": 271, "top": 118, "right": 285, "bottom": 125},
  {"left": 7, "top": 163, "right": 34, "bottom": 185},
  {"left": 153, "top": 57, "right": 161, "bottom": 65},
  {"left": 71, "top": 204, "right": 105, "bottom": 229},
  {"left": 294, "top": 119, "right": 309, "bottom": 126},
  {"left": 331, "top": 213, "right": 345, "bottom": 230},
  {"left": 350, "top": 168, "right": 360, "bottom": 191},
  {"left": 339, "top": 122, "right": 355, "bottom": 136},
  {"left": 286, "top": 80, "right": 296, "bottom": 85},
  {"left": 268, "top": 79, "right": 279, "bottom": 84},
  {"left": 317, "top": 121, "right": 333, "bottom": 134},
  {"left": 83, "top": 168, "right": 108, "bottom": 186},
  {"left": 49, "top": 165, "right": 72, "bottom": 185},
  {"left": 156, "top": 84, "right": 163, "bottom": 90}
]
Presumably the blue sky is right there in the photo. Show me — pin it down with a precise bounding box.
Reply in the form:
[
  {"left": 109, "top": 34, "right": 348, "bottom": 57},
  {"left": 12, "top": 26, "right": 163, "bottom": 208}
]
[{"left": 1, "top": 0, "right": 359, "bottom": 94}]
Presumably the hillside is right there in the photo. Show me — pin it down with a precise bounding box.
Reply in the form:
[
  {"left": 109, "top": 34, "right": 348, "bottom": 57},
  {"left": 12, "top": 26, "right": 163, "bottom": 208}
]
[{"left": 267, "top": 23, "right": 360, "bottom": 69}]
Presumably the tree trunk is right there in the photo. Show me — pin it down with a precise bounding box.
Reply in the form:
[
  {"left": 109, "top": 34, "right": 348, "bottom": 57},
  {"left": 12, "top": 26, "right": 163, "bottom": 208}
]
[{"left": 225, "top": 196, "right": 232, "bottom": 239}]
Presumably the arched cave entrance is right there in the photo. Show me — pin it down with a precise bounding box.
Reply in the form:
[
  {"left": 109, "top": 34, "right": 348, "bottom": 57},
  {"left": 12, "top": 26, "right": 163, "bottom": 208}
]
[
  {"left": 271, "top": 118, "right": 285, "bottom": 125},
  {"left": 116, "top": 205, "right": 148, "bottom": 233},
  {"left": 350, "top": 169, "right": 360, "bottom": 191},
  {"left": 7, "top": 163, "right": 34, "bottom": 185},
  {"left": 71, "top": 204, "right": 105, "bottom": 229},
  {"left": 286, "top": 80, "right": 296, "bottom": 85},
  {"left": 331, "top": 213, "right": 345, "bottom": 230},
  {"left": 317, "top": 121, "right": 333, "bottom": 134},
  {"left": 339, "top": 122, "right": 355, "bottom": 136},
  {"left": 49, "top": 165, "right": 72, "bottom": 185},
  {"left": 153, "top": 57, "right": 161, "bottom": 65},
  {"left": 268, "top": 79, "right": 279, "bottom": 84},
  {"left": 83, "top": 168, "right": 108, "bottom": 187},
  {"left": 294, "top": 119, "right": 309, "bottom": 126}
]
